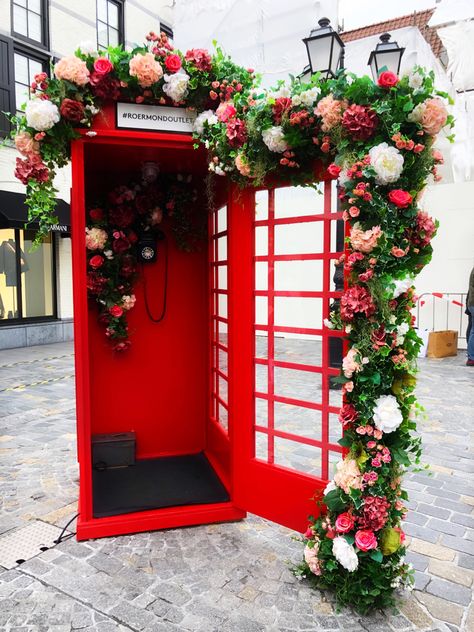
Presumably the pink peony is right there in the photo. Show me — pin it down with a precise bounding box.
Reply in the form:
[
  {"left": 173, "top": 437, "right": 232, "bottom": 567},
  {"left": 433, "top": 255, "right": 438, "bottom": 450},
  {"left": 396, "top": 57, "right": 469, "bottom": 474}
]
[
  {"left": 350, "top": 224, "right": 382, "bottom": 254},
  {"left": 129, "top": 52, "right": 163, "bottom": 88},
  {"left": 355, "top": 529, "right": 377, "bottom": 551},
  {"left": 15, "top": 131, "right": 40, "bottom": 156},
  {"left": 335, "top": 512, "right": 355, "bottom": 534},
  {"left": 54, "top": 55, "right": 90, "bottom": 86},
  {"left": 85, "top": 227, "right": 108, "bottom": 251},
  {"left": 315, "top": 94, "right": 347, "bottom": 132}
]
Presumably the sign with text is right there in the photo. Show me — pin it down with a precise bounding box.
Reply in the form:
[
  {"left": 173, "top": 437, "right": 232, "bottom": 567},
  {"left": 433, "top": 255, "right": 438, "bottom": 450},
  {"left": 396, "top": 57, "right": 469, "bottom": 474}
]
[{"left": 116, "top": 103, "right": 196, "bottom": 134}]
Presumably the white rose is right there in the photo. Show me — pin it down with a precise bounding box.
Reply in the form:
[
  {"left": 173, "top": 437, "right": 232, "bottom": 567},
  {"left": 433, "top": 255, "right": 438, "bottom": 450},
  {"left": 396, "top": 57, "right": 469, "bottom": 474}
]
[
  {"left": 373, "top": 394, "right": 403, "bottom": 434},
  {"left": 408, "top": 102, "right": 425, "bottom": 124},
  {"left": 25, "top": 99, "right": 60, "bottom": 131},
  {"left": 396, "top": 322, "right": 410, "bottom": 346},
  {"left": 291, "top": 94, "right": 302, "bottom": 106},
  {"left": 391, "top": 275, "right": 413, "bottom": 298},
  {"left": 299, "top": 87, "right": 320, "bottom": 107},
  {"left": 78, "top": 41, "right": 97, "bottom": 56},
  {"left": 332, "top": 537, "right": 359, "bottom": 572},
  {"left": 323, "top": 480, "right": 337, "bottom": 496},
  {"left": 407, "top": 69, "right": 423, "bottom": 91},
  {"left": 262, "top": 126, "right": 288, "bottom": 153},
  {"left": 162, "top": 70, "right": 190, "bottom": 103},
  {"left": 368, "top": 142, "right": 404, "bottom": 185},
  {"left": 194, "top": 109, "right": 218, "bottom": 135}
]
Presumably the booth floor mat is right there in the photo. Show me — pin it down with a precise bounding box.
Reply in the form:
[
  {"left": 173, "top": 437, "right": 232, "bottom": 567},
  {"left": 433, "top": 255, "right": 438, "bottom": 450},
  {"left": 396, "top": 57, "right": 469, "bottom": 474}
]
[{"left": 92, "top": 452, "right": 230, "bottom": 518}]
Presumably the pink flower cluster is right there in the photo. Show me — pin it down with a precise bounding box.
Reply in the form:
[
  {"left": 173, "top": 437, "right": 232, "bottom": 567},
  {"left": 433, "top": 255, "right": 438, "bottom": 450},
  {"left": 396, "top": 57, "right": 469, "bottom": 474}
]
[
  {"left": 342, "top": 348, "right": 361, "bottom": 378},
  {"left": 14, "top": 155, "right": 49, "bottom": 185},
  {"left": 357, "top": 495, "right": 390, "bottom": 531},
  {"left": 350, "top": 225, "right": 382, "bottom": 254},
  {"left": 411, "top": 211, "right": 436, "bottom": 248},
  {"left": 315, "top": 94, "right": 347, "bottom": 132},
  {"left": 54, "top": 55, "right": 90, "bottom": 86},
  {"left": 340, "top": 285, "right": 376, "bottom": 322},
  {"left": 129, "top": 52, "right": 163, "bottom": 88},
  {"left": 334, "top": 458, "right": 363, "bottom": 494}
]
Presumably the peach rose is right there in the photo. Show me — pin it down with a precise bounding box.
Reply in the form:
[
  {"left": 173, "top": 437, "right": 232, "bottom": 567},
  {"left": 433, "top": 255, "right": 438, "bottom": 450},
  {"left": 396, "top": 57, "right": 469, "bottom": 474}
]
[
  {"left": 54, "top": 55, "right": 90, "bottom": 86},
  {"left": 235, "top": 153, "right": 252, "bottom": 177},
  {"left": 15, "top": 131, "right": 40, "bottom": 156},
  {"left": 421, "top": 98, "right": 448, "bottom": 135},
  {"left": 129, "top": 53, "right": 163, "bottom": 88},
  {"left": 350, "top": 224, "right": 382, "bottom": 254}
]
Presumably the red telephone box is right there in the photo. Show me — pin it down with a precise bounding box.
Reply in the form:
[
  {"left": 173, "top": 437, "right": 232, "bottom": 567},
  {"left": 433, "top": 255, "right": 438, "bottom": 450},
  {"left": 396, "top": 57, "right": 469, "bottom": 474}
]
[{"left": 71, "top": 105, "right": 345, "bottom": 540}]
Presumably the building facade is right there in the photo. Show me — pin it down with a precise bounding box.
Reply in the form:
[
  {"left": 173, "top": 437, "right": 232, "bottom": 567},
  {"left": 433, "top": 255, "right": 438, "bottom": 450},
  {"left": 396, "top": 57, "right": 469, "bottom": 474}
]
[{"left": 0, "top": 0, "right": 173, "bottom": 349}]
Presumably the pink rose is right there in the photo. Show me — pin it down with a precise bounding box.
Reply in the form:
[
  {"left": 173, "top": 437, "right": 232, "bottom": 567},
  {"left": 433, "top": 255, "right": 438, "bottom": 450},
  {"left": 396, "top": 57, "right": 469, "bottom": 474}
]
[
  {"left": 335, "top": 513, "right": 355, "bottom": 534},
  {"left": 421, "top": 98, "right": 448, "bottom": 135},
  {"left": 388, "top": 189, "right": 413, "bottom": 208},
  {"left": 349, "top": 206, "right": 360, "bottom": 218},
  {"left": 378, "top": 71, "right": 398, "bottom": 88},
  {"left": 216, "top": 101, "right": 236, "bottom": 122},
  {"left": 355, "top": 529, "right": 377, "bottom": 551},
  {"left": 93, "top": 57, "right": 113, "bottom": 76},
  {"left": 129, "top": 52, "right": 163, "bottom": 88},
  {"left": 391, "top": 246, "right": 407, "bottom": 258},
  {"left": 327, "top": 163, "right": 341, "bottom": 179}
]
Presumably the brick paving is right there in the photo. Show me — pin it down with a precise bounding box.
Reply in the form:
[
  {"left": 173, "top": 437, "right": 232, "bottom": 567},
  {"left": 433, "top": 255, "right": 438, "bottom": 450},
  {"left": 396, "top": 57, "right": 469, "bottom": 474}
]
[{"left": 0, "top": 342, "right": 472, "bottom": 631}]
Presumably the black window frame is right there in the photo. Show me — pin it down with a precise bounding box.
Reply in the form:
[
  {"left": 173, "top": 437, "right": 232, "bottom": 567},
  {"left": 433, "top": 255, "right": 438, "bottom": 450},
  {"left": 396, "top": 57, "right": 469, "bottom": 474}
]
[
  {"left": 160, "top": 23, "right": 173, "bottom": 41},
  {"left": 96, "top": 0, "right": 125, "bottom": 50},
  {"left": 0, "top": 228, "right": 58, "bottom": 326},
  {"left": 10, "top": 0, "right": 50, "bottom": 51},
  {"left": 12, "top": 42, "right": 49, "bottom": 115}
]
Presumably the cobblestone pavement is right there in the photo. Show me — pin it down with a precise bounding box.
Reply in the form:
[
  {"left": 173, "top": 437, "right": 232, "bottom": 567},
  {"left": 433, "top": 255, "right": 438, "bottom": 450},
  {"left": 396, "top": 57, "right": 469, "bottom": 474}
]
[{"left": 0, "top": 342, "right": 473, "bottom": 632}]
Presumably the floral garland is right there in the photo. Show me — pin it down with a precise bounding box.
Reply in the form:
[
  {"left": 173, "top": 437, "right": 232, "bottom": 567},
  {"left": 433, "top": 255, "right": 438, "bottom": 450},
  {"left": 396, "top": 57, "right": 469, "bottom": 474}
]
[
  {"left": 86, "top": 173, "right": 199, "bottom": 351},
  {"left": 9, "top": 33, "right": 454, "bottom": 612}
]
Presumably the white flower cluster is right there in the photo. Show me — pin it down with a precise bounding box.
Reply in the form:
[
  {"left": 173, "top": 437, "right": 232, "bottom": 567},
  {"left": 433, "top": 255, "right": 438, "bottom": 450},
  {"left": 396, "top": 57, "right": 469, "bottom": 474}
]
[
  {"left": 292, "top": 86, "right": 320, "bottom": 107},
  {"left": 368, "top": 142, "right": 404, "bottom": 185},
  {"left": 395, "top": 322, "right": 410, "bottom": 346},
  {"left": 162, "top": 70, "right": 190, "bottom": 103},
  {"left": 209, "top": 160, "right": 231, "bottom": 176},
  {"left": 391, "top": 275, "right": 413, "bottom": 298},
  {"left": 407, "top": 69, "right": 424, "bottom": 92},
  {"left": 332, "top": 536, "right": 359, "bottom": 572},
  {"left": 262, "top": 126, "right": 288, "bottom": 153},
  {"left": 373, "top": 394, "right": 403, "bottom": 434},
  {"left": 25, "top": 99, "right": 60, "bottom": 131},
  {"left": 267, "top": 85, "right": 291, "bottom": 101},
  {"left": 193, "top": 110, "right": 218, "bottom": 135}
]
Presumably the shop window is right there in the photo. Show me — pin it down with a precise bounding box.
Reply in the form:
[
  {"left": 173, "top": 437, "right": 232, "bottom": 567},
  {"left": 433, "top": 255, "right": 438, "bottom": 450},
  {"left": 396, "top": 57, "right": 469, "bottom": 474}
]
[
  {"left": 97, "top": 0, "right": 124, "bottom": 50},
  {"left": 0, "top": 228, "right": 56, "bottom": 322},
  {"left": 11, "top": 0, "right": 49, "bottom": 48},
  {"left": 14, "top": 50, "right": 45, "bottom": 113}
]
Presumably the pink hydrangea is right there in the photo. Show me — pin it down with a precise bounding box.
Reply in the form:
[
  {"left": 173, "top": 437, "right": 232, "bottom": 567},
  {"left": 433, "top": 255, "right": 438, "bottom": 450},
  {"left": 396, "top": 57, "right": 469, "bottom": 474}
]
[
  {"left": 54, "top": 55, "right": 90, "bottom": 86},
  {"left": 350, "top": 224, "right": 382, "bottom": 254},
  {"left": 334, "top": 458, "right": 363, "bottom": 494},
  {"left": 340, "top": 285, "right": 376, "bottom": 322},
  {"left": 129, "top": 52, "right": 163, "bottom": 88},
  {"left": 314, "top": 94, "right": 347, "bottom": 132},
  {"left": 357, "top": 495, "right": 390, "bottom": 531}
]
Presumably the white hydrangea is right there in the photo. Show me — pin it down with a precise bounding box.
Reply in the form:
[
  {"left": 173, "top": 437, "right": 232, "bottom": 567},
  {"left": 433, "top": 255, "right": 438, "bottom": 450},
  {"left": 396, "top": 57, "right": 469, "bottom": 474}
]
[
  {"left": 332, "top": 537, "right": 359, "bottom": 572},
  {"left": 162, "top": 70, "right": 190, "bottom": 103},
  {"left": 78, "top": 41, "right": 97, "bottom": 56},
  {"left": 373, "top": 394, "right": 403, "bottom": 434},
  {"left": 396, "top": 322, "right": 410, "bottom": 346},
  {"left": 299, "top": 86, "right": 320, "bottom": 107},
  {"left": 368, "top": 142, "right": 404, "bottom": 185},
  {"left": 391, "top": 275, "right": 413, "bottom": 298},
  {"left": 25, "top": 99, "right": 60, "bottom": 131},
  {"left": 193, "top": 109, "right": 218, "bottom": 135},
  {"left": 262, "top": 126, "right": 288, "bottom": 153},
  {"left": 407, "top": 69, "right": 424, "bottom": 91}
]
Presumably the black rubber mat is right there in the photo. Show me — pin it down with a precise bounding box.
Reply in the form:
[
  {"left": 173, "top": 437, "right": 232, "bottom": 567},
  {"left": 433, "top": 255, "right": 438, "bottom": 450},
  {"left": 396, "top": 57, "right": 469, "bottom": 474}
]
[{"left": 92, "top": 452, "right": 230, "bottom": 518}]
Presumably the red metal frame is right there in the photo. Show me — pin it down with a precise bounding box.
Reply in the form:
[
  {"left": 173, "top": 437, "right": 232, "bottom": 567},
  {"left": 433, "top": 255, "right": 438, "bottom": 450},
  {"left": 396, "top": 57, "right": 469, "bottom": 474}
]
[{"left": 71, "top": 105, "right": 345, "bottom": 539}]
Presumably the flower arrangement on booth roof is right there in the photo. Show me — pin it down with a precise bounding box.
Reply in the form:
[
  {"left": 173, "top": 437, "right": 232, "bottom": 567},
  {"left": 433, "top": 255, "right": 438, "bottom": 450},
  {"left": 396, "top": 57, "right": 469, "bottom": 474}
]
[
  {"left": 85, "top": 173, "right": 200, "bottom": 351},
  {"left": 8, "top": 32, "right": 455, "bottom": 612}
]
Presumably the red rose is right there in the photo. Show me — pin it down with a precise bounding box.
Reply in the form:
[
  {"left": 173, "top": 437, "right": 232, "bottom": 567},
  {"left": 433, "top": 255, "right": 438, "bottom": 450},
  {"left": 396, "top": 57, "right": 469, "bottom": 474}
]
[
  {"left": 59, "top": 98, "right": 85, "bottom": 123},
  {"left": 109, "top": 305, "right": 124, "bottom": 318},
  {"left": 338, "top": 403, "right": 358, "bottom": 427},
  {"left": 335, "top": 513, "right": 355, "bottom": 534},
  {"left": 342, "top": 104, "right": 378, "bottom": 141},
  {"left": 89, "top": 255, "right": 104, "bottom": 269},
  {"left": 327, "top": 163, "right": 341, "bottom": 179},
  {"left": 355, "top": 529, "right": 378, "bottom": 551},
  {"left": 89, "top": 207, "right": 104, "bottom": 221},
  {"left": 93, "top": 57, "right": 113, "bottom": 76},
  {"left": 112, "top": 236, "right": 131, "bottom": 254},
  {"left": 388, "top": 189, "right": 413, "bottom": 208},
  {"left": 378, "top": 71, "right": 398, "bottom": 88},
  {"left": 165, "top": 54, "right": 182, "bottom": 73}
]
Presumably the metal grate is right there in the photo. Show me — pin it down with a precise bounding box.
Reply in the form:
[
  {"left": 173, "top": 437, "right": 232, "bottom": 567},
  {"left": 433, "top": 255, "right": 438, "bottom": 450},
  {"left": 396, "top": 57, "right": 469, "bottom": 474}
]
[{"left": 0, "top": 521, "right": 65, "bottom": 569}]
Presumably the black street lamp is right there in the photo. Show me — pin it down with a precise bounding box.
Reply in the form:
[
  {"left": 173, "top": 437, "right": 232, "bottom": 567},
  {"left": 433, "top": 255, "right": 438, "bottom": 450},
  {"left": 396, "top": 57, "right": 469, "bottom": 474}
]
[
  {"left": 368, "top": 33, "right": 405, "bottom": 81},
  {"left": 303, "top": 18, "right": 345, "bottom": 80}
]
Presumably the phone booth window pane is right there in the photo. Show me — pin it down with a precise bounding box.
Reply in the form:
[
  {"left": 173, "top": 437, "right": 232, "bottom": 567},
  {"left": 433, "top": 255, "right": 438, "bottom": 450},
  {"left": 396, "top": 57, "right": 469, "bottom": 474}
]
[
  {"left": 0, "top": 230, "right": 19, "bottom": 320},
  {"left": 20, "top": 230, "right": 54, "bottom": 318}
]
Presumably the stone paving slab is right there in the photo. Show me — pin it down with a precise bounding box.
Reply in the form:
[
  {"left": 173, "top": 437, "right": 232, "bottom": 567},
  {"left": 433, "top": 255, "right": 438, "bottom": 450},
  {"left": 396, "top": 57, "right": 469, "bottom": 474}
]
[{"left": 0, "top": 342, "right": 473, "bottom": 631}]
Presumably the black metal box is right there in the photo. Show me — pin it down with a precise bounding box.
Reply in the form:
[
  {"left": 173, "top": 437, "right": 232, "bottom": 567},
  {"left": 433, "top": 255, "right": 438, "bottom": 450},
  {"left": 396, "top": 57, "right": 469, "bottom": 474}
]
[{"left": 92, "top": 432, "right": 136, "bottom": 469}]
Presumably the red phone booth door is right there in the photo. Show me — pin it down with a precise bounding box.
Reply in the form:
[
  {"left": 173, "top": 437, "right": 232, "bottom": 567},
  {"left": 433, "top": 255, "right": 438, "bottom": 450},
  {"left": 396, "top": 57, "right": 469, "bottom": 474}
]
[{"left": 228, "top": 182, "right": 346, "bottom": 533}]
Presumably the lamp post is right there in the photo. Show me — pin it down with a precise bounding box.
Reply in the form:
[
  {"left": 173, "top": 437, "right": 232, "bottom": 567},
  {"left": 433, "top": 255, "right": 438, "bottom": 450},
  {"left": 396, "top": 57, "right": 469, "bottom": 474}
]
[
  {"left": 368, "top": 33, "right": 405, "bottom": 81},
  {"left": 302, "top": 18, "right": 345, "bottom": 387}
]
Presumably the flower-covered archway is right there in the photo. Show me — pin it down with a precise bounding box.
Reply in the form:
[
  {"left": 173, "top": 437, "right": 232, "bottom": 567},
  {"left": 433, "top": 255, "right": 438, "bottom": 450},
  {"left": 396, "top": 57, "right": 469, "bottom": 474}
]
[{"left": 9, "top": 30, "right": 453, "bottom": 613}]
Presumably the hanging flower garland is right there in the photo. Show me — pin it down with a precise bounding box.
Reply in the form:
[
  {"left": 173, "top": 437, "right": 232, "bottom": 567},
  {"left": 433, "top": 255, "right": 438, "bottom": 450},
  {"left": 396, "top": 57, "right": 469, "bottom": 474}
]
[
  {"left": 8, "top": 33, "right": 454, "bottom": 613},
  {"left": 86, "top": 173, "right": 200, "bottom": 351}
]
